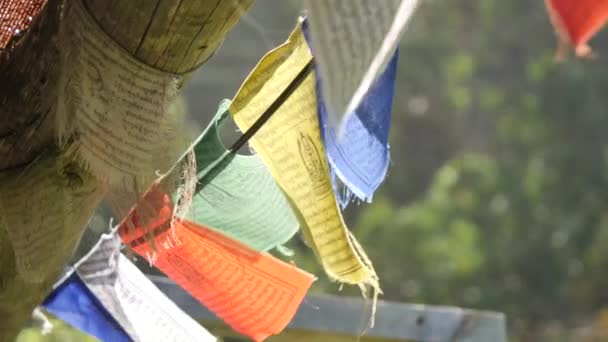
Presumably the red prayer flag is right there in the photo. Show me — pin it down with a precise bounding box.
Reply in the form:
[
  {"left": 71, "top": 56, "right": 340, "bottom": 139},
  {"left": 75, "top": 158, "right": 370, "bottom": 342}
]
[
  {"left": 546, "top": 0, "right": 608, "bottom": 60},
  {"left": 117, "top": 185, "right": 315, "bottom": 342}
]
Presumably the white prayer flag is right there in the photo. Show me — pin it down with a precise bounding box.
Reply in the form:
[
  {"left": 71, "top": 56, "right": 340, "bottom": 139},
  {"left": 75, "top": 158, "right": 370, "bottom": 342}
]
[
  {"left": 76, "top": 232, "right": 216, "bottom": 342},
  {"left": 303, "top": 0, "right": 418, "bottom": 131}
]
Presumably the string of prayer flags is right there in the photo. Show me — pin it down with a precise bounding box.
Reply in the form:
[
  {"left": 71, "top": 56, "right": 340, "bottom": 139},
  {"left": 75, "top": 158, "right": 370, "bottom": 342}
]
[
  {"left": 302, "top": 19, "right": 399, "bottom": 206},
  {"left": 46, "top": 226, "right": 217, "bottom": 342},
  {"left": 302, "top": 0, "right": 418, "bottom": 132},
  {"left": 185, "top": 99, "right": 299, "bottom": 252},
  {"left": 229, "top": 19, "right": 380, "bottom": 295},
  {"left": 118, "top": 185, "right": 315, "bottom": 342},
  {"left": 0, "top": 151, "right": 104, "bottom": 283},
  {"left": 77, "top": 231, "right": 217, "bottom": 342},
  {"left": 43, "top": 273, "right": 131, "bottom": 342},
  {"left": 545, "top": 0, "right": 608, "bottom": 60}
]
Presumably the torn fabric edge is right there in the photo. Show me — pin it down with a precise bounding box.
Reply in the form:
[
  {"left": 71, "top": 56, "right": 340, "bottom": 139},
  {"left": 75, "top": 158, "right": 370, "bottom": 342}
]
[
  {"left": 55, "top": 0, "right": 199, "bottom": 256},
  {"left": 119, "top": 214, "right": 315, "bottom": 342},
  {"left": 55, "top": 0, "right": 188, "bottom": 188},
  {"left": 52, "top": 227, "right": 120, "bottom": 289},
  {"left": 80, "top": 232, "right": 216, "bottom": 342},
  {"left": 302, "top": 18, "right": 399, "bottom": 207},
  {"left": 106, "top": 105, "right": 205, "bottom": 258},
  {"left": 32, "top": 307, "right": 53, "bottom": 335},
  {"left": 186, "top": 99, "right": 300, "bottom": 252},
  {"left": 49, "top": 226, "right": 216, "bottom": 342},
  {"left": 228, "top": 20, "right": 381, "bottom": 329},
  {"left": 45, "top": 227, "right": 133, "bottom": 341}
]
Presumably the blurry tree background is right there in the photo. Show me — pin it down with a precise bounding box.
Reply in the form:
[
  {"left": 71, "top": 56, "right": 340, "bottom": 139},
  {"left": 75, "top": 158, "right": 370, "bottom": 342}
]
[
  {"left": 287, "top": 0, "right": 608, "bottom": 340},
  {"left": 19, "top": 0, "right": 608, "bottom": 341}
]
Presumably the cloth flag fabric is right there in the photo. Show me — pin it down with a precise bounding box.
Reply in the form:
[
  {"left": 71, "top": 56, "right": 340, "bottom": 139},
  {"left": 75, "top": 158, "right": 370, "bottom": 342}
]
[
  {"left": 185, "top": 99, "right": 299, "bottom": 251},
  {"left": 303, "top": 0, "right": 417, "bottom": 132},
  {"left": 118, "top": 186, "right": 315, "bottom": 342},
  {"left": 76, "top": 232, "right": 217, "bottom": 342},
  {"left": 43, "top": 273, "right": 131, "bottom": 342},
  {"left": 229, "top": 19, "right": 380, "bottom": 296},
  {"left": 545, "top": 0, "right": 608, "bottom": 59},
  {"left": 302, "top": 19, "right": 399, "bottom": 206},
  {"left": 45, "top": 224, "right": 216, "bottom": 342}
]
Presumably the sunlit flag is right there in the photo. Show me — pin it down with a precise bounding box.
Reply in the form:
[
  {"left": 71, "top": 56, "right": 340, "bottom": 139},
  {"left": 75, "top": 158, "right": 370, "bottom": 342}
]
[{"left": 545, "top": 0, "right": 608, "bottom": 60}]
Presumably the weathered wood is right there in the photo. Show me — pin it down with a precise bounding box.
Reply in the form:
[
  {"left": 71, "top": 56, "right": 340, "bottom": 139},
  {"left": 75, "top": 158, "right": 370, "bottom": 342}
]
[
  {"left": 0, "top": 3, "right": 65, "bottom": 338},
  {"left": 0, "top": 0, "right": 62, "bottom": 170},
  {"left": 83, "top": 0, "right": 254, "bottom": 73},
  {"left": 0, "top": 1, "right": 253, "bottom": 339},
  {"left": 0, "top": 0, "right": 254, "bottom": 171}
]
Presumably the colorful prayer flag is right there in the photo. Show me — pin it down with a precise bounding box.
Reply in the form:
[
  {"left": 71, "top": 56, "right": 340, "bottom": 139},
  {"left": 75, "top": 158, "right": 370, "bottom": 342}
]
[
  {"left": 118, "top": 186, "right": 315, "bottom": 342},
  {"left": 46, "top": 225, "right": 216, "bottom": 341},
  {"left": 303, "top": 0, "right": 418, "bottom": 132},
  {"left": 302, "top": 19, "right": 399, "bottom": 206},
  {"left": 43, "top": 273, "right": 131, "bottom": 342},
  {"left": 77, "top": 232, "right": 217, "bottom": 342},
  {"left": 545, "top": 0, "right": 608, "bottom": 59},
  {"left": 186, "top": 99, "right": 299, "bottom": 251},
  {"left": 229, "top": 19, "right": 380, "bottom": 294}
]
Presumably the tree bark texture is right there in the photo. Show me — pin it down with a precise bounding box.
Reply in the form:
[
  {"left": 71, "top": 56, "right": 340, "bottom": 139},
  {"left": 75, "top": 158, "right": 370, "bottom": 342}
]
[{"left": 0, "top": 0, "right": 254, "bottom": 340}]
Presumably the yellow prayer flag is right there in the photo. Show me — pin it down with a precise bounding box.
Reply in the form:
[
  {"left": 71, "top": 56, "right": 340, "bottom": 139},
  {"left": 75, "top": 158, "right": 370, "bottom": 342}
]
[{"left": 229, "top": 19, "right": 379, "bottom": 293}]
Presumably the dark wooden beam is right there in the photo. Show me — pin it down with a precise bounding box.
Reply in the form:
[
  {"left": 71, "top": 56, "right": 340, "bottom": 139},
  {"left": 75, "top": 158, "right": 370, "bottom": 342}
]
[{"left": 151, "top": 276, "right": 508, "bottom": 342}]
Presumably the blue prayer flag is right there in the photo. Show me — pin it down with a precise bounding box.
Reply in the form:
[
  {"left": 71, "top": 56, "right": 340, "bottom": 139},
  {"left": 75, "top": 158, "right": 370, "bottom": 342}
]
[
  {"left": 302, "top": 19, "right": 399, "bottom": 206},
  {"left": 43, "top": 273, "right": 131, "bottom": 342}
]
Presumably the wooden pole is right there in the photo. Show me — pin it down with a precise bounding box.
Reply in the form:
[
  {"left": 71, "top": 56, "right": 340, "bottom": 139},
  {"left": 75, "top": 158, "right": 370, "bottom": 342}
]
[{"left": 0, "top": 1, "right": 254, "bottom": 339}]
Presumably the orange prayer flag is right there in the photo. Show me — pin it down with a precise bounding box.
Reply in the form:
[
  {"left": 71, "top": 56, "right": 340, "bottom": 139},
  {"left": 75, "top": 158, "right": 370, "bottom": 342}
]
[
  {"left": 545, "top": 0, "right": 608, "bottom": 60},
  {"left": 117, "top": 183, "right": 175, "bottom": 250},
  {"left": 118, "top": 186, "right": 315, "bottom": 342}
]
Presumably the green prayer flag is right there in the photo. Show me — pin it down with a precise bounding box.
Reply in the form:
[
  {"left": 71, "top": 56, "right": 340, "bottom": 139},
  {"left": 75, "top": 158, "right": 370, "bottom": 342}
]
[{"left": 186, "top": 99, "right": 299, "bottom": 251}]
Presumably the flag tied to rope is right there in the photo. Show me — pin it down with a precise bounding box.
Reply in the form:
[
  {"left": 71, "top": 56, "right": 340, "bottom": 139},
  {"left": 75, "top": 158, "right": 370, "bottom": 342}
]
[
  {"left": 302, "top": 18, "right": 399, "bottom": 206},
  {"left": 118, "top": 185, "right": 314, "bottom": 342},
  {"left": 44, "top": 273, "right": 131, "bottom": 342},
  {"left": 185, "top": 99, "right": 299, "bottom": 252},
  {"left": 44, "top": 227, "right": 216, "bottom": 342},
  {"left": 545, "top": 0, "right": 608, "bottom": 60}
]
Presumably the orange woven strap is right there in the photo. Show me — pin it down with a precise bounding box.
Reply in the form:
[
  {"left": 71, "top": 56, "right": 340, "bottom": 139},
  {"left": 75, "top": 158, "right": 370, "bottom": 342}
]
[{"left": 0, "top": 0, "right": 46, "bottom": 49}]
